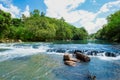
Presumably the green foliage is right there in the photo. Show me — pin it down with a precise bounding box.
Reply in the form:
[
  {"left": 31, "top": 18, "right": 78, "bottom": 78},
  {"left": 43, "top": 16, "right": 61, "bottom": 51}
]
[
  {"left": 0, "top": 9, "right": 88, "bottom": 41},
  {"left": 0, "top": 10, "right": 11, "bottom": 38},
  {"left": 95, "top": 10, "right": 120, "bottom": 42},
  {"left": 11, "top": 18, "right": 23, "bottom": 27}
]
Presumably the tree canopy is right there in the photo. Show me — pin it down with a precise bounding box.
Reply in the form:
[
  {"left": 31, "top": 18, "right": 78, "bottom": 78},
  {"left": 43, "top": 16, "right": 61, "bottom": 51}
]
[
  {"left": 93, "top": 10, "right": 120, "bottom": 42},
  {"left": 0, "top": 9, "right": 88, "bottom": 42}
]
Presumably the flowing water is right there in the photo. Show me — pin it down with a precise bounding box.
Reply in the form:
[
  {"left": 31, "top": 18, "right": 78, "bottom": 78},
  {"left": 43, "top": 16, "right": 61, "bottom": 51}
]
[{"left": 0, "top": 40, "right": 120, "bottom": 80}]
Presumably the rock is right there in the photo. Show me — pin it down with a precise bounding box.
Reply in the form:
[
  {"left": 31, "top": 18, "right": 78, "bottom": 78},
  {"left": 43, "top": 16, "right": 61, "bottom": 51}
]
[
  {"left": 74, "top": 51, "right": 90, "bottom": 62},
  {"left": 63, "top": 54, "right": 71, "bottom": 61},
  {"left": 88, "top": 75, "right": 96, "bottom": 80},
  {"left": 63, "top": 54, "right": 77, "bottom": 66},
  {"left": 69, "top": 58, "right": 78, "bottom": 62},
  {"left": 63, "top": 54, "right": 77, "bottom": 62},
  {"left": 64, "top": 61, "right": 76, "bottom": 66},
  {"left": 56, "top": 49, "right": 66, "bottom": 53},
  {"left": 105, "top": 52, "right": 116, "bottom": 57},
  {"left": 18, "top": 39, "right": 22, "bottom": 43}
]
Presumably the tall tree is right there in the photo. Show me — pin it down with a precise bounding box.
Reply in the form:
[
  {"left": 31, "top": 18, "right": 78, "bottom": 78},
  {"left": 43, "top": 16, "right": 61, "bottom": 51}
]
[{"left": 0, "top": 10, "right": 11, "bottom": 38}]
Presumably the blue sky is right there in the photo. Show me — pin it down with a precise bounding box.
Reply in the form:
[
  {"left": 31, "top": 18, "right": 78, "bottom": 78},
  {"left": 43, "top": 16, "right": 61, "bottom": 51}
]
[{"left": 0, "top": 0, "right": 120, "bottom": 34}]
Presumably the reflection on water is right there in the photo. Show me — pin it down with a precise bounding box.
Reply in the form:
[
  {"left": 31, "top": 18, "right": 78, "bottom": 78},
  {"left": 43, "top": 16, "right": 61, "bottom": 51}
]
[{"left": 0, "top": 40, "right": 120, "bottom": 80}]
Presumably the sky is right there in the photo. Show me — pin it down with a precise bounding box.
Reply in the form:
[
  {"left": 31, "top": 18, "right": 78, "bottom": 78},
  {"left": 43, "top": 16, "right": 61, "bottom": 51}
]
[{"left": 0, "top": 0, "right": 120, "bottom": 34}]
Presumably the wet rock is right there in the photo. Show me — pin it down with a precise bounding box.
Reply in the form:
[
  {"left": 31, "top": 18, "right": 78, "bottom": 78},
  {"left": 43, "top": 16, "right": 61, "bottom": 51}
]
[
  {"left": 105, "top": 52, "right": 116, "bottom": 57},
  {"left": 69, "top": 58, "right": 78, "bottom": 62},
  {"left": 74, "top": 51, "right": 90, "bottom": 62},
  {"left": 88, "top": 75, "right": 96, "bottom": 80},
  {"left": 63, "top": 54, "right": 77, "bottom": 66},
  {"left": 63, "top": 54, "right": 77, "bottom": 62},
  {"left": 68, "top": 50, "right": 75, "bottom": 54},
  {"left": 56, "top": 49, "right": 66, "bottom": 53},
  {"left": 47, "top": 49, "right": 54, "bottom": 52},
  {"left": 64, "top": 61, "right": 76, "bottom": 66},
  {"left": 86, "top": 50, "right": 98, "bottom": 56},
  {"left": 86, "top": 51, "right": 93, "bottom": 55},
  {"left": 63, "top": 54, "right": 71, "bottom": 61},
  {"left": 75, "top": 50, "right": 82, "bottom": 53}
]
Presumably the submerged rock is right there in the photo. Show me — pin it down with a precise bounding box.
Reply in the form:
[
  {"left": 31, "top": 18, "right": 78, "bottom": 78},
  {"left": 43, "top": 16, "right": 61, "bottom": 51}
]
[
  {"left": 74, "top": 51, "right": 90, "bottom": 62},
  {"left": 88, "top": 75, "right": 96, "bottom": 80}
]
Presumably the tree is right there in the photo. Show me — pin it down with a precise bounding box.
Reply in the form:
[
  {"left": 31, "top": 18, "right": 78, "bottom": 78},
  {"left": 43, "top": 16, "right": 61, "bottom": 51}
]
[
  {"left": 0, "top": 10, "right": 11, "bottom": 38},
  {"left": 95, "top": 10, "right": 120, "bottom": 42},
  {"left": 41, "top": 12, "right": 45, "bottom": 17},
  {"left": 31, "top": 9, "right": 40, "bottom": 17},
  {"left": 0, "top": 9, "right": 88, "bottom": 41}
]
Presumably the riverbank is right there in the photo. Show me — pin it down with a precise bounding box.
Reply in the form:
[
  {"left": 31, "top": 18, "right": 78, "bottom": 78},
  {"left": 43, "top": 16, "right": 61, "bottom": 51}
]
[{"left": 0, "top": 39, "right": 22, "bottom": 43}]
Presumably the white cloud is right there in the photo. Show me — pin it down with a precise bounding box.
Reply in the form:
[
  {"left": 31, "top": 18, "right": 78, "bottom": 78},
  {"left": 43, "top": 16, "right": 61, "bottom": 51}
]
[
  {"left": 9, "top": 4, "right": 20, "bottom": 17},
  {"left": 21, "top": 5, "right": 30, "bottom": 17},
  {"left": 44, "top": 0, "right": 85, "bottom": 23},
  {"left": 0, "top": 1, "right": 30, "bottom": 18},
  {"left": 44, "top": 0, "right": 120, "bottom": 34},
  {"left": 0, "top": 4, "right": 20, "bottom": 17},
  {"left": 83, "top": 18, "right": 107, "bottom": 33},
  {"left": 98, "top": 0, "right": 120, "bottom": 13}
]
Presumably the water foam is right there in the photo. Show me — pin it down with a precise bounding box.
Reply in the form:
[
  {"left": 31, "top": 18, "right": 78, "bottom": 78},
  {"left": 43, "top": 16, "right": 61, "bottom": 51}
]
[
  {"left": 0, "top": 43, "right": 49, "bottom": 62},
  {"left": 0, "top": 43, "right": 120, "bottom": 62}
]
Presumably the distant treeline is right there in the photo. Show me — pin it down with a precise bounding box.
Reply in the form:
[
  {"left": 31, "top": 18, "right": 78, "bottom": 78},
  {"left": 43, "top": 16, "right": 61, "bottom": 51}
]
[
  {"left": 0, "top": 9, "right": 88, "bottom": 42},
  {"left": 90, "top": 10, "right": 120, "bottom": 42}
]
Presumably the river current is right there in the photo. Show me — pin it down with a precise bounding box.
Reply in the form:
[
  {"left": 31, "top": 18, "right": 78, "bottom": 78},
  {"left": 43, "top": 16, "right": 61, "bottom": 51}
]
[{"left": 0, "top": 40, "right": 120, "bottom": 80}]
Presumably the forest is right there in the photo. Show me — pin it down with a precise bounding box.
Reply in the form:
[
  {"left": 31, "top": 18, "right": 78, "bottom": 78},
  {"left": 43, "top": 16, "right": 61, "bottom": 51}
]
[
  {"left": 0, "top": 9, "right": 88, "bottom": 42},
  {"left": 90, "top": 10, "right": 120, "bottom": 42},
  {"left": 1, "top": 9, "right": 120, "bottom": 42}
]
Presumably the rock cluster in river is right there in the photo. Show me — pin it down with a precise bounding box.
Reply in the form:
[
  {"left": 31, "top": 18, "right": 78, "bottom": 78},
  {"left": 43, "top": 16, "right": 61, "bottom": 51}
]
[
  {"left": 63, "top": 54, "right": 78, "bottom": 66},
  {"left": 63, "top": 51, "right": 90, "bottom": 66}
]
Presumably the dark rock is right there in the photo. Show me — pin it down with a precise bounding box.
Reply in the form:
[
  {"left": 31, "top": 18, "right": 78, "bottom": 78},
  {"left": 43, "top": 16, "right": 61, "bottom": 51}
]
[
  {"left": 56, "top": 49, "right": 66, "bottom": 53},
  {"left": 86, "top": 51, "right": 93, "bottom": 55},
  {"left": 68, "top": 50, "right": 75, "bottom": 54},
  {"left": 63, "top": 54, "right": 71, "bottom": 61},
  {"left": 75, "top": 50, "right": 82, "bottom": 53},
  {"left": 88, "top": 75, "right": 96, "bottom": 80},
  {"left": 105, "top": 52, "right": 116, "bottom": 57},
  {"left": 74, "top": 51, "right": 90, "bottom": 62}
]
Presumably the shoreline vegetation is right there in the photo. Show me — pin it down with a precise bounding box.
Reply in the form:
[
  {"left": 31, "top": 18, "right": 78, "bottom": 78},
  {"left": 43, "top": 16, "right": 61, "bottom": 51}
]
[
  {"left": 0, "top": 9, "right": 88, "bottom": 42},
  {"left": 0, "top": 9, "right": 120, "bottom": 43},
  {"left": 90, "top": 10, "right": 120, "bottom": 43}
]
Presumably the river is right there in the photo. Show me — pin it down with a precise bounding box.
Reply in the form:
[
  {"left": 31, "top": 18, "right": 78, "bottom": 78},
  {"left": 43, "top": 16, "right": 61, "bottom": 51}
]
[{"left": 0, "top": 40, "right": 120, "bottom": 80}]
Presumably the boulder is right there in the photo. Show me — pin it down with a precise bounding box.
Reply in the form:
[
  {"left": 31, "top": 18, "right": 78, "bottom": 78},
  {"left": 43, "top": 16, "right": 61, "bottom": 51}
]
[
  {"left": 64, "top": 61, "right": 76, "bottom": 66},
  {"left": 69, "top": 58, "right": 78, "bottom": 62},
  {"left": 63, "top": 54, "right": 77, "bottom": 66},
  {"left": 63, "top": 54, "right": 77, "bottom": 62},
  {"left": 63, "top": 54, "right": 71, "bottom": 61},
  {"left": 74, "top": 51, "right": 90, "bottom": 62}
]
